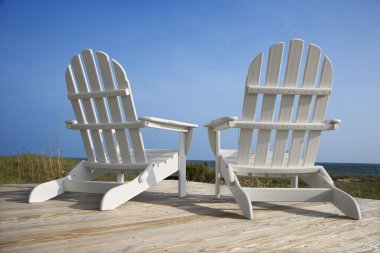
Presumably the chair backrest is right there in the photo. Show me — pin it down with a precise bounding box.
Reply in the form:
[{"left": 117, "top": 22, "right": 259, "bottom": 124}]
[
  {"left": 65, "top": 49, "right": 147, "bottom": 164},
  {"left": 237, "top": 39, "right": 333, "bottom": 168}
]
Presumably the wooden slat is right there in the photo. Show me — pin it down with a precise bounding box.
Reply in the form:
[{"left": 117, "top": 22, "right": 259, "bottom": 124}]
[
  {"left": 272, "top": 39, "right": 304, "bottom": 167},
  {"left": 96, "top": 51, "right": 133, "bottom": 164},
  {"left": 2, "top": 182, "right": 377, "bottom": 253},
  {"left": 71, "top": 55, "right": 107, "bottom": 163},
  {"left": 66, "top": 121, "right": 144, "bottom": 130},
  {"left": 82, "top": 49, "right": 119, "bottom": 163},
  {"left": 112, "top": 59, "right": 147, "bottom": 163},
  {"left": 230, "top": 121, "right": 336, "bottom": 131},
  {"left": 67, "top": 89, "right": 129, "bottom": 100},
  {"left": 255, "top": 43, "right": 284, "bottom": 166},
  {"left": 288, "top": 44, "right": 321, "bottom": 166},
  {"left": 246, "top": 86, "right": 330, "bottom": 96},
  {"left": 304, "top": 56, "right": 333, "bottom": 165},
  {"left": 243, "top": 187, "right": 332, "bottom": 202},
  {"left": 237, "top": 53, "right": 263, "bottom": 165},
  {"left": 65, "top": 67, "right": 95, "bottom": 162},
  {"left": 232, "top": 165, "right": 320, "bottom": 174},
  {"left": 96, "top": 51, "right": 132, "bottom": 163}
]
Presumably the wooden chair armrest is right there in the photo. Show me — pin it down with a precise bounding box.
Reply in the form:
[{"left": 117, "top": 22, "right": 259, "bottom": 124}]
[
  {"left": 139, "top": 116, "right": 197, "bottom": 156},
  {"left": 139, "top": 116, "right": 198, "bottom": 132},
  {"left": 204, "top": 116, "right": 238, "bottom": 128},
  {"left": 65, "top": 120, "right": 77, "bottom": 129},
  {"left": 323, "top": 119, "right": 341, "bottom": 130}
]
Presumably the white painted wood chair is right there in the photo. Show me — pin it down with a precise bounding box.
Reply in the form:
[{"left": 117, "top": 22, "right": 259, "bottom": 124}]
[
  {"left": 29, "top": 50, "right": 197, "bottom": 210},
  {"left": 205, "top": 39, "right": 361, "bottom": 220}
]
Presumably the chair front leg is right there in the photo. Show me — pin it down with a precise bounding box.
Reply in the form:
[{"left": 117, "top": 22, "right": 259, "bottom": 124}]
[
  {"left": 178, "top": 132, "right": 186, "bottom": 197},
  {"left": 215, "top": 131, "right": 221, "bottom": 199}
]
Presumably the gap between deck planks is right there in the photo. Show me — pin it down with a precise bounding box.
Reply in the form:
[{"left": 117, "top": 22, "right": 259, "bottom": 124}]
[{"left": 0, "top": 180, "right": 379, "bottom": 253}]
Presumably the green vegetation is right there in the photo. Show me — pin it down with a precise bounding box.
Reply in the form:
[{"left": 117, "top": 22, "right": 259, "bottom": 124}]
[
  {"left": 185, "top": 162, "right": 380, "bottom": 200},
  {"left": 0, "top": 154, "right": 78, "bottom": 184},
  {"left": 330, "top": 173, "right": 380, "bottom": 199},
  {"left": 1, "top": 155, "right": 379, "bottom": 200},
  {"left": 0, "top": 154, "right": 136, "bottom": 183}
]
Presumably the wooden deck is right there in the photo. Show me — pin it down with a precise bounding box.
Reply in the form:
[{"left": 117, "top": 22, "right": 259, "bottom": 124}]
[{"left": 1, "top": 181, "right": 379, "bottom": 252}]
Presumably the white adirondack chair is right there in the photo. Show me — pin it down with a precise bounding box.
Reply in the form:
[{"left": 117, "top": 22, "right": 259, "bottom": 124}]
[
  {"left": 29, "top": 50, "right": 197, "bottom": 210},
  {"left": 205, "top": 39, "right": 361, "bottom": 220}
]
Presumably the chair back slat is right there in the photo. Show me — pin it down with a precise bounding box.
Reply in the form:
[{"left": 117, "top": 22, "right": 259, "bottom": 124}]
[
  {"left": 65, "top": 67, "right": 95, "bottom": 162},
  {"left": 70, "top": 55, "right": 107, "bottom": 162},
  {"left": 112, "top": 59, "right": 147, "bottom": 163},
  {"left": 82, "top": 50, "right": 119, "bottom": 163},
  {"left": 254, "top": 43, "right": 284, "bottom": 166},
  {"left": 288, "top": 44, "right": 321, "bottom": 166},
  {"left": 237, "top": 53, "right": 262, "bottom": 165},
  {"left": 237, "top": 39, "right": 332, "bottom": 168},
  {"left": 303, "top": 56, "right": 333, "bottom": 165},
  {"left": 95, "top": 51, "right": 133, "bottom": 164},
  {"left": 272, "top": 39, "right": 304, "bottom": 166}
]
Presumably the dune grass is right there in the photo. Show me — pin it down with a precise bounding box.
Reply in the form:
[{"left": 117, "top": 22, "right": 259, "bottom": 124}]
[
  {"left": 0, "top": 154, "right": 379, "bottom": 199},
  {"left": 185, "top": 161, "right": 380, "bottom": 200},
  {"left": 0, "top": 154, "right": 78, "bottom": 184}
]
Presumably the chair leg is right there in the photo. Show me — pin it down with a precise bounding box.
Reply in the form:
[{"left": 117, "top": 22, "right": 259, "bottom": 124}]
[
  {"left": 215, "top": 155, "right": 221, "bottom": 199},
  {"left": 302, "top": 170, "right": 361, "bottom": 220},
  {"left": 29, "top": 160, "right": 108, "bottom": 203},
  {"left": 215, "top": 132, "right": 221, "bottom": 199},
  {"left": 178, "top": 133, "right": 186, "bottom": 197},
  {"left": 29, "top": 176, "right": 68, "bottom": 203},
  {"left": 101, "top": 156, "right": 179, "bottom": 210},
  {"left": 29, "top": 161, "right": 85, "bottom": 202},
  {"left": 220, "top": 163, "right": 253, "bottom": 219},
  {"left": 101, "top": 170, "right": 151, "bottom": 210},
  {"left": 290, "top": 176, "right": 298, "bottom": 188}
]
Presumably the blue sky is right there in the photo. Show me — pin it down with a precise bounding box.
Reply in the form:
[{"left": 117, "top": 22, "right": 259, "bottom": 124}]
[{"left": 0, "top": 0, "right": 379, "bottom": 163}]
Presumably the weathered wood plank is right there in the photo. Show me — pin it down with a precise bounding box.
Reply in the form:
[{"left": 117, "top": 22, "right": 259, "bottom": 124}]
[{"left": 0, "top": 181, "right": 379, "bottom": 253}]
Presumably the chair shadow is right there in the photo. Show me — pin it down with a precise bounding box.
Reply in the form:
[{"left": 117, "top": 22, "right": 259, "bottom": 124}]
[
  {"left": 132, "top": 191, "right": 246, "bottom": 220},
  {"left": 0, "top": 185, "right": 34, "bottom": 203},
  {"left": 252, "top": 202, "right": 348, "bottom": 220},
  {"left": 2, "top": 185, "right": 243, "bottom": 219},
  {"left": 67, "top": 192, "right": 353, "bottom": 220}
]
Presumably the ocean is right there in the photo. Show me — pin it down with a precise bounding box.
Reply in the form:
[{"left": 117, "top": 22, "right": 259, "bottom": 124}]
[{"left": 188, "top": 160, "right": 380, "bottom": 177}]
